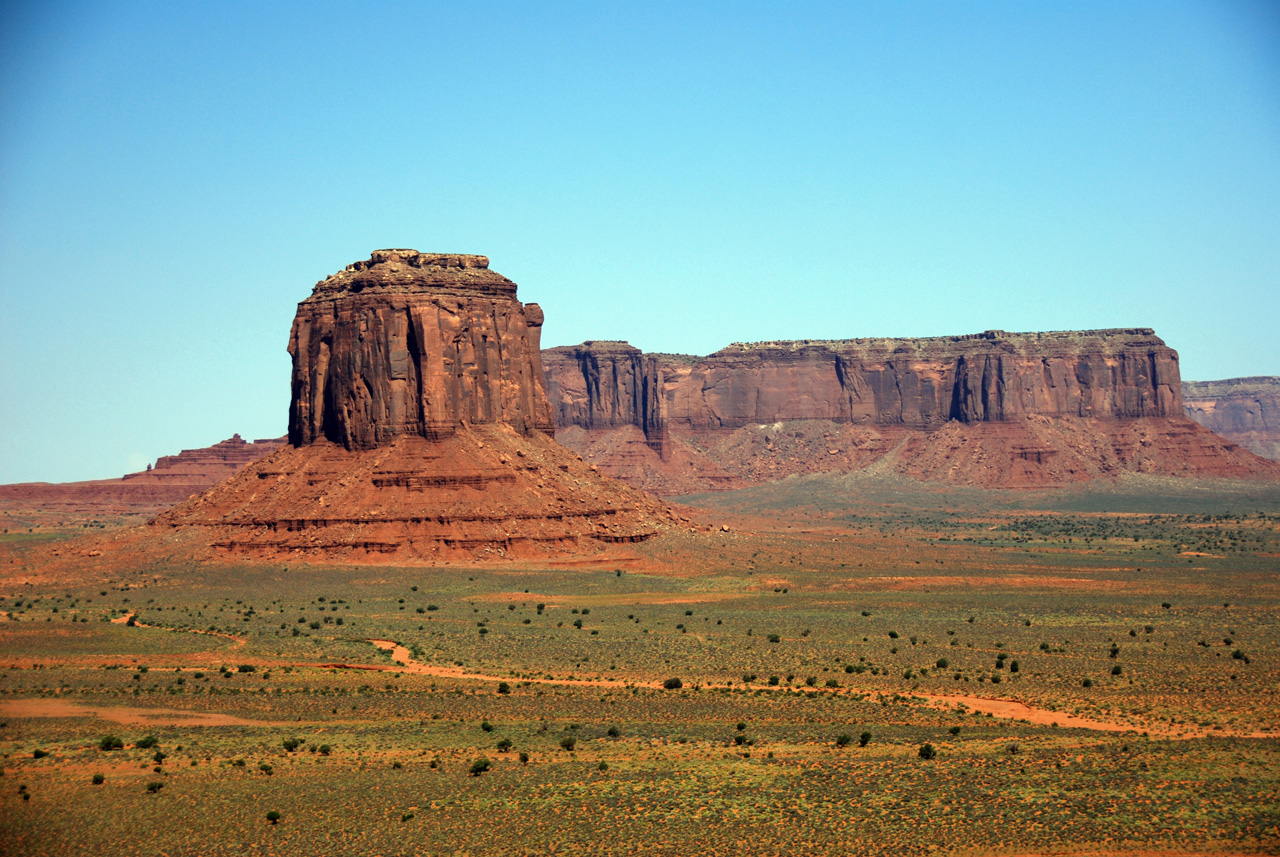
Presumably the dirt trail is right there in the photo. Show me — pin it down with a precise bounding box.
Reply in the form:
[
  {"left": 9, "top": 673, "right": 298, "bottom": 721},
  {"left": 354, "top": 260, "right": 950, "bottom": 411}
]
[
  {"left": 344, "top": 640, "right": 1277, "bottom": 740},
  {"left": 0, "top": 698, "right": 265, "bottom": 727},
  {"left": 359, "top": 641, "right": 637, "bottom": 688},
  {"left": 111, "top": 612, "right": 246, "bottom": 648}
]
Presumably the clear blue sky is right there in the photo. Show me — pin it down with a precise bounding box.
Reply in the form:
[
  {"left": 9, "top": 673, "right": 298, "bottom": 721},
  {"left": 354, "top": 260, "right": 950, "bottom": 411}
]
[{"left": 2, "top": 1, "right": 1278, "bottom": 483}]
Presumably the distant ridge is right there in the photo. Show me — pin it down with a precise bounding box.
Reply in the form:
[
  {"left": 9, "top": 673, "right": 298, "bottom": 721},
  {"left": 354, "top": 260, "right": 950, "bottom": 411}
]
[{"left": 1183, "top": 377, "right": 1280, "bottom": 461}]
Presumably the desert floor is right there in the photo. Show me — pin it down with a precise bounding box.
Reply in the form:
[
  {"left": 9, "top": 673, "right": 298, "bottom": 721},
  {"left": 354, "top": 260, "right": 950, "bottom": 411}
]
[{"left": 0, "top": 473, "right": 1277, "bottom": 855}]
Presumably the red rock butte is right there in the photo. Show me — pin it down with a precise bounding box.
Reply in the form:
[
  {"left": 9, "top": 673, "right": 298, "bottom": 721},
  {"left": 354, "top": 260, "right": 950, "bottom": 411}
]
[{"left": 154, "top": 250, "right": 671, "bottom": 561}]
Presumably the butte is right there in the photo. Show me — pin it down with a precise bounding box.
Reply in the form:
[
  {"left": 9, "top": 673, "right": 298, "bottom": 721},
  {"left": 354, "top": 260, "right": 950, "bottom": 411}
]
[{"left": 153, "top": 250, "right": 673, "bottom": 562}]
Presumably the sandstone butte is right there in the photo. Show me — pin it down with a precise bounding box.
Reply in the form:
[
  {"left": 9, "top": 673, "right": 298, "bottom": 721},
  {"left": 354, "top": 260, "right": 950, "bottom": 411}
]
[
  {"left": 545, "top": 331, "right": 1280, "bottom": 493},
  {"left": 151, "top": 250, "right": 675, "bottom": 562},
  {"left": 1183, "top": 376, "right": 1280, "bottom": 462}
]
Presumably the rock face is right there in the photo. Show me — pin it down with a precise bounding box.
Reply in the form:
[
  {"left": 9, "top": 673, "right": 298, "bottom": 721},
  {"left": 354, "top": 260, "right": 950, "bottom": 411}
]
[
  {"left": 157, "top": 251, "right": 670, "bottom": 561},
  {"left": 542, "top": 342, "right": 668, "bottom": 457},
  {"left": 289, "top": 250, "right": 554, "bottom": 448},
  {"left": 1183, "top": 377, "right": 1280, "bottom": 461},
  {"left": 667, "top": 329, "right": 1180, "bottom": 430},
  {"left": 544, "top": 330, "right": 1279, "bottom": 492}
]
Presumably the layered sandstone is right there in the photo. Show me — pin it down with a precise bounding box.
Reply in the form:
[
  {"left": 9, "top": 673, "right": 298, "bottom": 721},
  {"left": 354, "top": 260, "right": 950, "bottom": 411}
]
[
  {"left": 1183, "top": 377, "right": 1280, "bottom": 461},
  {"left": 157, "top": 250, "right": 670, "bottom": 561},
  {"left": 544, "top": 330, "right": 1279, "bottom": 492},
  {"left": 289, "top": 250, "right": 554, "bottom": 449}
]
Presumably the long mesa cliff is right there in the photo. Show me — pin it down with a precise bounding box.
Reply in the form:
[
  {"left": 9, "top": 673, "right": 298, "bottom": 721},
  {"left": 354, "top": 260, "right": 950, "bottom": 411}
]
[{"left": 544, "top": 328, "right": 1278, "bottom": 492}]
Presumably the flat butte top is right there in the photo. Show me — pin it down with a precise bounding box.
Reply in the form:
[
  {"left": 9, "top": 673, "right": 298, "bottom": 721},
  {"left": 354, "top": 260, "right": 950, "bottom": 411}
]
[
  {"left": 1182, "top": 377, "right": 1280, "bottom": 398},
  {"left": 715, "top": 328, "right": 1172, "bottom": 360},
  {"left": 307, "top": 249, "right": 518, "bottom": 301}
]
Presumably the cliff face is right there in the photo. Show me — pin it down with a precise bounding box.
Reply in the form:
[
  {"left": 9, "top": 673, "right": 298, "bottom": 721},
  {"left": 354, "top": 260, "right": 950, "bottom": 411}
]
[
  {"left": 667, "top": 329, "right": 1181, "bottom": 430},
  {"left": 157, "top": 250, "right": 671, "bottom": 562},
  {"left": 288, "top": 250, "right": 554, "bottom": 449},
  {"left": 542, "top": 342, "right": 668, "bottom": 457},
  {"left": 544, "top": 330, "right": 1277, "bottom": 492},
  {"left": 1183, "top": 377, "right": 1280, "bottom": 460}
]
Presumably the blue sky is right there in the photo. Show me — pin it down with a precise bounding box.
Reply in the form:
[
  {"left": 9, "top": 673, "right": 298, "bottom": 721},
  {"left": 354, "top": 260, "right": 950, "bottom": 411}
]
[{"left": 2, "top": 1, "right": 1278, "bottom": 483}]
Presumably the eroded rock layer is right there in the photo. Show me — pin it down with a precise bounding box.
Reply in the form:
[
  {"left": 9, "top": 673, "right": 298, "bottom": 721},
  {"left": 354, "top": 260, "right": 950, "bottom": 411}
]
[
  {"left": 1183, "top": 377, "right": 1280, "bottom": 461},
  {"left": 159, "top": 250, "right": 670, "bottom": 560},
  {"left": 153, "top": 424, "right": 671, "bottom": 561},
  {"left": 544, "top": 331, "right": 1279, "bottom": 492}
]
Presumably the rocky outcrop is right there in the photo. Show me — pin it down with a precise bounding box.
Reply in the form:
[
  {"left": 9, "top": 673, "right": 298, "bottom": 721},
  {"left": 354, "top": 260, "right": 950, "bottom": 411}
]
[
  {"left": 1183, "top": 377, "right": 1280, "bottom": 460},
  {"left": 157, "top": 251, "right": 672, "bottom": 561},
  {"left": 543, "top": 329, "right": 1279, "bottom": 492},
  {"left": 124, "top": 435, "right": 285, "bottom": 484},
  {"left": 289, "top": 250, "right": 554, "bottom": 449},
  {"left": 543, "top": 342, "right": 668, "bottom": 457},
  {"left": 0, "top": 435, "right": 285, "bottom": 517}
]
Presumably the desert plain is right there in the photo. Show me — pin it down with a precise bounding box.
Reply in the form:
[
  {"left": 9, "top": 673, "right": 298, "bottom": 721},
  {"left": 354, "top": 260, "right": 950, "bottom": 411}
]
[{"left": 1, "top": 470, "right": 1277, "bottom": 856}]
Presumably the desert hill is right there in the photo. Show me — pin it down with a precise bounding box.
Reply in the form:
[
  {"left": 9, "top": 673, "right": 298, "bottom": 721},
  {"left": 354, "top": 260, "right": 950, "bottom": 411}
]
[
  {"left": 0, "top": 434, "right": 284, "bottom": 525},
  {"left": 1183, "top": 376, "right": 1280, "bottom": 461},
  {"left": 545, "top": 332, "right": 1280, "bottom": 493}
]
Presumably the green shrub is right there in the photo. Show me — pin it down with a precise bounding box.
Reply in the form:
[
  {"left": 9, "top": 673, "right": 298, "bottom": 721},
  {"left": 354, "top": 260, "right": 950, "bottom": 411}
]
[
  {"left": 835, "top": 734, "right": 852, "bottom": 747},
  {"left": 146, "top": 781, "right": 164, "bottom": 794},
  {"left": 1111, "top": 664, "right": 1122, "bottom": 676},
  {"left": 100, "top": 734, "right": 124, "bottom": 751},
  {"left": 948, "top": 726, "right": 961, "bottom": 735},
  {"left": 918, "top": 743, "right": 936, "bottom": 760},
  {"left": 559, "top": 736, "right": 577, "bottom": 751},
  {"left": 936, "top": 658, "right": 949, "bottom": 669},
  {"left": 496, "top": 738, "right": 513, "bottom": 753},
  {"left": 283, "top": 738, "right": 303, "bottom": 752},
  {"left": 497, "top": 681, "right": 511, "bottom": 694},
  {"left": 607, "top": 726, "right": 621, "bottom": 738},
  {"left": 92, "top": 773, "right": 104, "bottom": 785},
  {"left": 136, "top": 735, "right": 159, "bottom": 749},
  {"left": 598, "top": 761, "right": 609, "bottom": 771},
  {"left": 859, "top": 732, "right": 872, "bottom": 747},
  {"left": 767, "top": 634, "right": 781, "bottom": 643},
  {"left": 481, "top": 721, "right": 494, "bottom": 732},
  {"left": 663, "top": 677, "right": 683, "bottom": 690},
  {"left": 32, "top": 749, "right": 47, "bottom": 759},
  {"left": 266, "top": 810, "right": 281, "bottom": 824},
  {"left": 1082, "top": 678, "right": 1093, "bottom": 688},
  {"left": 469, "top": 757, "right": 491, "bottom": 776}
]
